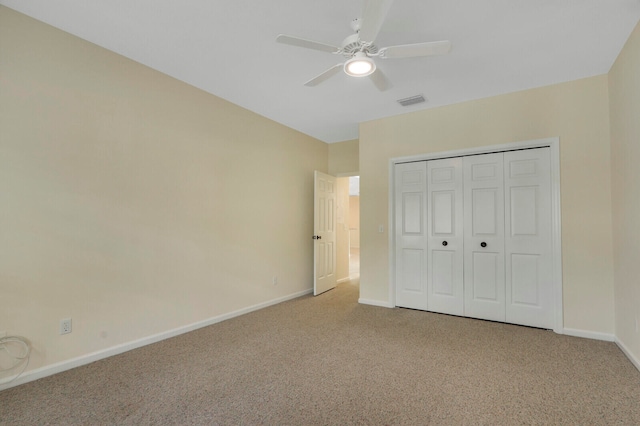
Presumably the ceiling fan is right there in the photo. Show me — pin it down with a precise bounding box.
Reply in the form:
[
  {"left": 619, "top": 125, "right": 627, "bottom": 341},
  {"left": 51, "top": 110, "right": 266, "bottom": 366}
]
[{"left": 276, "top": 0, "right": 451, "bottom": 91}]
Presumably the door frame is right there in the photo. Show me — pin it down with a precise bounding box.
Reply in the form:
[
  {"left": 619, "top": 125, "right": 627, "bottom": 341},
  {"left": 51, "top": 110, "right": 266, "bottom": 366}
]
[{"left": 388, "top": 137, "right": 563, "bottom": 333}]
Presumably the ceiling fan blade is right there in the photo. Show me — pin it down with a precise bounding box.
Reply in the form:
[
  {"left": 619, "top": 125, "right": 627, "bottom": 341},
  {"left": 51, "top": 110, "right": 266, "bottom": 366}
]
[
  {"left": 380, "top": 40, "right": 451, "bottom": 59},
  {"left": 369, "top": 68, "right": 391, "bottom": 91},
  {"left": 276, "top": 34, "right": 340, "bottom": 53},
  {"left": 358, "top": 0, "right": 394, "bottom": 42},
  {"left": 304, "top": 64, "right": 344, "bottom": 87}
]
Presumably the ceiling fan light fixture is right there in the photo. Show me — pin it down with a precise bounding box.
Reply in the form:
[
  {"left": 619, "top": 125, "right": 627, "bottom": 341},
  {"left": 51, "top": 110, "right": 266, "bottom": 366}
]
[{"left": 344, "top": 52, "right": 376, "bottom": 77}]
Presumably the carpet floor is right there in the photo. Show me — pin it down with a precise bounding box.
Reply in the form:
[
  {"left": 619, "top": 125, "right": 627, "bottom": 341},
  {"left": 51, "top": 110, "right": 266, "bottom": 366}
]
[{"left": 1, "top": 279, "right": 639, "bottom": 425}]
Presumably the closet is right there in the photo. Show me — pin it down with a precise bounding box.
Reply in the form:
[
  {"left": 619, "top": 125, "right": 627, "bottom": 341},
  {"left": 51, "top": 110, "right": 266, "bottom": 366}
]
[{"left": 394, "top": 147, "right": 554, "bottom": 329}]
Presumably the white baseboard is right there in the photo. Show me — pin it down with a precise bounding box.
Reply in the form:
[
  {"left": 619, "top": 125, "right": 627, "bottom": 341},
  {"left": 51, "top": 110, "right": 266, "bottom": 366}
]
[
  {"left": 562, "top": 327, "right": 615, "bottom": 342},
  {"left": 615, "top": 337, "right": 640, "bottom": 373},
  {"left": 337, "top": 277, "right": 350, "bottom": 284},
  {"left": 0, "top": 288, "right": 312, "bottom": 392},
  {"left": 358, "top": 298, "right": 394, "bottom": 308}
]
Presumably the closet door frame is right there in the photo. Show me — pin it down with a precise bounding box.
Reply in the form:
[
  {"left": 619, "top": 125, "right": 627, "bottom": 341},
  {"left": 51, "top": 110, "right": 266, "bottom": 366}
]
[{"left": 388, "top": 137, "right": 563, "bottom": 333}]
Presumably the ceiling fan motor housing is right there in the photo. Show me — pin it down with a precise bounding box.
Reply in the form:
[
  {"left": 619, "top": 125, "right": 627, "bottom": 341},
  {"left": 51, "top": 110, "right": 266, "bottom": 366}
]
[{"left": 340, "top": 33, "right": 379, "bottom": 58}]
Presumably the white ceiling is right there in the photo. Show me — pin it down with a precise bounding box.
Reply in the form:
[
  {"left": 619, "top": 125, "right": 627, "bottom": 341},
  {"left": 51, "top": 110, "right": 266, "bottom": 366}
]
[{"left": 2, "top": 1, "right": 640, "bottom": 143}]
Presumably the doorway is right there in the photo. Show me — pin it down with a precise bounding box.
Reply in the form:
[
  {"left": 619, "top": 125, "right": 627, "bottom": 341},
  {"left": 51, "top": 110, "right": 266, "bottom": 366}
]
[
  {"left": 334, "top": 175, "right": 360, "bottom": 285},
  {"left": 348, "top": 176, "right": 360, "bottom": 279}
]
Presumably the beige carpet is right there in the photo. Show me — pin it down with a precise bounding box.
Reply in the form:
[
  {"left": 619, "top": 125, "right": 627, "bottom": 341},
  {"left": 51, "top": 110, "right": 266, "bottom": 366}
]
[{"left": 2, "top": 280, "right": 639, "bottom": 425}]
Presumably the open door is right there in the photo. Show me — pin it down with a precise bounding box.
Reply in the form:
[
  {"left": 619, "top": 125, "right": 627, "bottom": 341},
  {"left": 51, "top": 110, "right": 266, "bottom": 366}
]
[{"left": 314, "top": 171, "right": 337, "bottom": 295}]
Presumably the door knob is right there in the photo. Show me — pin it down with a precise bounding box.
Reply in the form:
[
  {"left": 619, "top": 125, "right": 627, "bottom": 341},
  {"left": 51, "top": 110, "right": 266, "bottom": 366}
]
[
  {"left": 312, "top": 235, "right": 322, "bottom": 240},
  {"left": 481, "top": 242, "right": 487, "bottom": 248},
  {"left": 442, "top": 241, "right": 448, "bottom": 246}
]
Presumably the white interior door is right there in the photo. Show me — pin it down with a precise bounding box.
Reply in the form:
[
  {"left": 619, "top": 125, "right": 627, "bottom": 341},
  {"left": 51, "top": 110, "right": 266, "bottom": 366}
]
[
  {"left": 314, "top": 171, "right": 337, "bottom": 296},
  {"left": 504, "top": 148, "right": 554, "bottom": 328},
  {"left": 395, "top": 162, "right": 428, "bottom": 310},
  {"left": 427, "top": 157, "right": 464, "bottom": 315},
  {"left": 463, "top": 153, "right": 506, "bottom": 322}
]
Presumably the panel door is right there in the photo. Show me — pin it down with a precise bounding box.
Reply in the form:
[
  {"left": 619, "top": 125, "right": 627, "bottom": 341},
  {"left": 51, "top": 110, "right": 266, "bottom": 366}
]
[
  {"left": 395, "top": 162, "right": 428, "bottom": 310},
  {"left": 463, "top": 153, "right": 506, "bottom": 322},
  {"left": 427, "top": 157, "right": 464, "bottom": 315},
  {"left": 314, "top": 171, "right": 337, "bottom": 295},
  {"left": 504, "top": 148, "right": 554, "bottom": 328}
]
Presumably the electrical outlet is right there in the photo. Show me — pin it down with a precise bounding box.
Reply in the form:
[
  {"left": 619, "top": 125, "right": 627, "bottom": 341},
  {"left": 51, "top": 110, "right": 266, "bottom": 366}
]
[
  {"left": 272, "top": 276, "right": 278, "bottom": 285},
  {"left": 60, "top": 318, "right": 72, "bottom": 335}
]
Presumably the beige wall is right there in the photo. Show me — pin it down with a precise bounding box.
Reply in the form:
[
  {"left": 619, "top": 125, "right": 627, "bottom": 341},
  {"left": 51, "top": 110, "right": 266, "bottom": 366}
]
[
  {"left": 328, "top": 139, "right": 359, "bottom": 176},
  {"left": 609, "top": 20, "right": 640, "bottom": 363},
  {"left": 360, "top": 75, "right": 615, "bottom": 334},
  {"left": 0, "top": 7, "right": 327, "bottom": 376}
]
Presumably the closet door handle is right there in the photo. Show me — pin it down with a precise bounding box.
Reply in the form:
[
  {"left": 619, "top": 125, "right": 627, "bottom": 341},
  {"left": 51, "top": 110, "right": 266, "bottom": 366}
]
[
  {"left": 480, "top": 242, "right": 487, "bottom": 248},
  {"left": 442, "top": 241, "right": 448, "bottom": 246}
]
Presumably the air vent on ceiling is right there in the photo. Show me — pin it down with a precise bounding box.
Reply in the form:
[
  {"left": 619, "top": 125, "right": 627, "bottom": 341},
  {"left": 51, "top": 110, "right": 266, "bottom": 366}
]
[{"left": 397, "top": 94, "right": 426, "bottom": 107}]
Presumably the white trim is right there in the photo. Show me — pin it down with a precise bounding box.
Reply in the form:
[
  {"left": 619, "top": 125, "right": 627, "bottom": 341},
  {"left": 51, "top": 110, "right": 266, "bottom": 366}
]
[
  {"left": 391, "top": 138, "right": 556, "bottom": 164},
  {"left": 358, "top": 298, "right": 395, "bottom": 308},
  {"left": 337, "top": 277, "right": 351, "bottom": 284},
  {"left": 549, "top": 140, "right": 564, "bottom": 333},
  {"left": 0, "top": 288, "right": 312, "bottom": 391},
  {"left": 388, "top": 159, "right": 396, "bottom": 307},
  {"left": 615, "top": 337, "right": 640, "bottom": 373},
  {"left": 561, "top": 328, "right": 615, "bottom": 342},
  {"left": 388, "top": 137, "right": 564, "bottom": 332},
  {"left": 335, "top": 171, "right": 359, "bottom": 177}
]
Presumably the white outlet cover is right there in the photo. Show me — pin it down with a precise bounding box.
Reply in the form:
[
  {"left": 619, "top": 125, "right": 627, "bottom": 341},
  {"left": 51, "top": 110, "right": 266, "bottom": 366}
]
[{"left": 60, "top": 318, "right": 72, "bottom": 335}]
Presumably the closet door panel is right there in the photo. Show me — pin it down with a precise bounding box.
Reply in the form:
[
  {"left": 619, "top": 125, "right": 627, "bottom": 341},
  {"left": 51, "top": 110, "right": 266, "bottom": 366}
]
[
  {"left": 510, "top": 254, "right": 540, "bottom": 304},
  {"left": 401, "top": 249, "right": 424, "bottom": 292},
  {"left": 472, "top": 252, "right": 500, "bottom": 300},
  {"left": 463, "top": 153, "right": 506, "bottom": 322},
  {"left": 471, "top": 189, "right": 498, "bottom": 235},
  {"left": 427, "top": 158, "right": 464, "bottom": 315},
  {"left": 432, "top": 250, "right": 454, "bottom": 295},
  {"left": 395, "top": 162, "right": 428, "bottom": 310}
]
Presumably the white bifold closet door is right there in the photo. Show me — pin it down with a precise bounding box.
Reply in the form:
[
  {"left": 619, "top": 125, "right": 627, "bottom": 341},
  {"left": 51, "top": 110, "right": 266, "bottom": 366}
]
[
  {"left": 463, "top": 153, "right": 506, "bottom": 322},
  {"left": 503, "top": 148, "right": 553, "bottom": 328},
  {"left": 394, "top": 159, "right": 466, "bottom": 315},
  {"left": 427, "top": 157, "right": 464, "bottom": 316},
  {"left": 394, "top": 162, "right": 429, "bottom": 310},
  {"left": 395, "top": 147, "right": 554, "bottom": 329}
]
